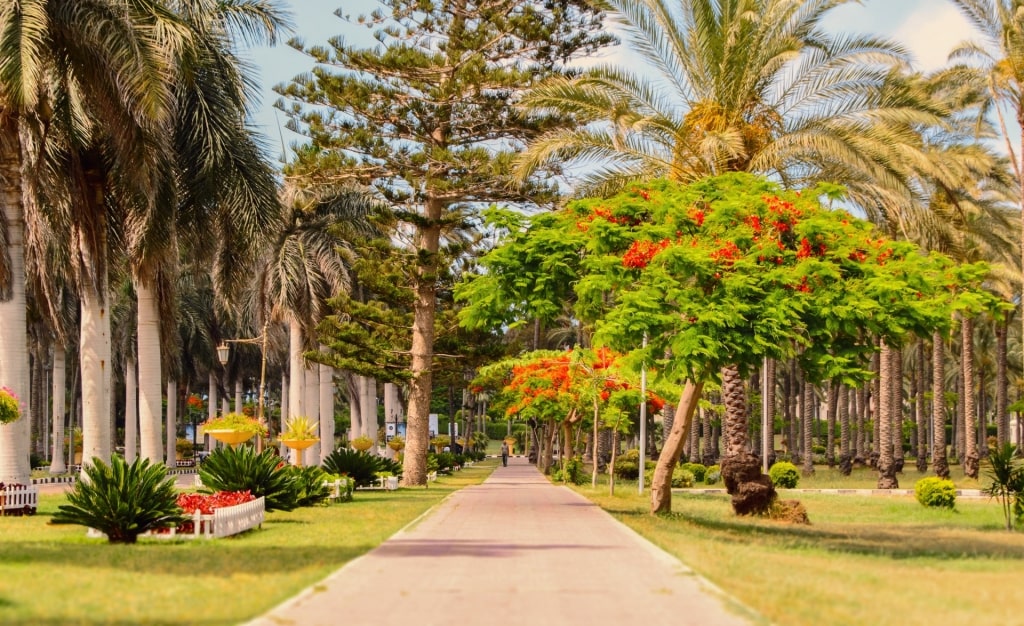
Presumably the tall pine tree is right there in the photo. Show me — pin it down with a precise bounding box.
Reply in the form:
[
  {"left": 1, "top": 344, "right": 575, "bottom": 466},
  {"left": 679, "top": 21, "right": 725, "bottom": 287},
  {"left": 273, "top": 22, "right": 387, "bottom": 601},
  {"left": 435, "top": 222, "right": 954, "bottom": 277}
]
[{"left": 278, "top": 1, "right": 612, "bottom": 484}]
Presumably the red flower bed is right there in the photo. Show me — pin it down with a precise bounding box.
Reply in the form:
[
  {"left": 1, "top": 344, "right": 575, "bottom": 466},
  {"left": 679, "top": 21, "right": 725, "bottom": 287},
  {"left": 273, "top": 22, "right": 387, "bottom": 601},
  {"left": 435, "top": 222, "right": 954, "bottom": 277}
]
[{"left": 177, "top": 490, "right": 254, "bottom": 515}]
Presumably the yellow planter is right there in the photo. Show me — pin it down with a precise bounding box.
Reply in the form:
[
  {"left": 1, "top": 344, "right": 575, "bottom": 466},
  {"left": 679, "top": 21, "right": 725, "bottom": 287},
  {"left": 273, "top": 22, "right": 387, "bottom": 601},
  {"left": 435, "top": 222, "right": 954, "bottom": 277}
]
[
  {"left": 205, "top": 429, "right": 255, "bottom": 447},
  {"left": 280, "top": 438, "right": 319, "bottom": 467}
]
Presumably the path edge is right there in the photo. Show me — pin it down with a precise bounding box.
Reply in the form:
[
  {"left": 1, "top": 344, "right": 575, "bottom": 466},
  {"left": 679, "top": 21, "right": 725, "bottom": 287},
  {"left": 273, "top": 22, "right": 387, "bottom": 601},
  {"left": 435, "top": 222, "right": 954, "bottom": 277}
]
[
  {"left": 558, "top": 484, "right": 772, "bottom": 626},
  {"left": 240, "top": 487, "right": 464, "bottom": 626}
]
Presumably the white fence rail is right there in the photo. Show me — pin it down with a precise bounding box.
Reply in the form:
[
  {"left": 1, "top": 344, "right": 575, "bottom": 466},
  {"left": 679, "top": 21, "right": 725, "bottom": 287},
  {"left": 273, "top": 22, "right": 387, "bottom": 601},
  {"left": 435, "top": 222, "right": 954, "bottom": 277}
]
[
  {"left": 87, "top": 496, "right": 265, "bottom": 540},
  {"left": 0, "top": 483, "right": 38, "bottom": 515}
]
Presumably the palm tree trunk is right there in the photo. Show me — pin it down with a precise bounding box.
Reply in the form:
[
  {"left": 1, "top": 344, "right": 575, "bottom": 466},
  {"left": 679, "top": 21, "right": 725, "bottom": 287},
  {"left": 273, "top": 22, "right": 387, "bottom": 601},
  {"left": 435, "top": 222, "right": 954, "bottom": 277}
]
[
  {"left": 360, "top": 376, "right": 376, "bottom": 444},
  {"left": 871, "top": 349, "right": 881, "bottom": 466},
  {"left": 165, "top": 380, "right": 177, "bottom": 466},
  {"left": 80, "top": 275, "right": 112, "bottom": 468},
  {"left": 839, "top": 384, "right": 851, "bottom": 475},
  {"left": 124, "top": 356, "right": 138, "bottom": 462},
  {"left": 137, "top": 281, "right": 163, "bottom": 462},
  {"left": 826, "top": 381, "right": 837, "bottom": 468},
  {"left": 962, "top": 316, "right": 979, "bottom": 478},
  {"left": 0, "top": 133, "right": 31, "bottom": 484},
  {"left": 996, "top": 313, "right": 1009, "bottom": 447},
  {"left": 651, "top": 381, "right": 704, "bottom": 514},
  {"left": 722, "top": 364, "right": 748, "bottom": 457},
  {"left": 50, "top": 345, "right": 68, "bottom": 474},
  {"left": 304, "top": 363, "right": 320, "bottom": 465},
  {"left": 319, "top": 352, "right": 334, "bottom": 463},
  {"left": 877, "top": 339, "right": 898, "bottom": 488},
  {"left": 892, "top": 346, "right": 904, "bottom": 472},
  {"left": 764, "top": 358, "right": 776, "bottom": 469},
  {"left": 916, "top": 339, "right": 928, "bottom": 473},
  {"left": 855, "top": 382, "right": 867, "bottom": 464},
  {"left": 802, "top": 376, "right": 814, "bottom": 476},
  {"left": 207, "top": 371, "right": 218, "bottom": 450},
  {"left": 287, "top": 317, "right": 304, "bottom": 463},
  {"left": 933, "top": 334, "right": 946, "bottom": 479}
]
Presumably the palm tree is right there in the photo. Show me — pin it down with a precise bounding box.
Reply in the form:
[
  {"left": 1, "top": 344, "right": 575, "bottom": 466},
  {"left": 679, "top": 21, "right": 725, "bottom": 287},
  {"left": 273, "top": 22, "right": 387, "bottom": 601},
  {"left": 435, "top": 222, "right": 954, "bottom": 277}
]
[
  {"left": 0, "top": 0, "right": 184, "bottom": 482},
  {"left": 130, "top": 0, "right": 289, "bottom": 464},
  {"left": 516, "top": 0, "right": 956, "bottom": 508},
  {"left": 949, "top": 0, "right": 1024, "bottom": 366},
  {"left": 256, "top": 184, "right": 380, "bottom": 463}
]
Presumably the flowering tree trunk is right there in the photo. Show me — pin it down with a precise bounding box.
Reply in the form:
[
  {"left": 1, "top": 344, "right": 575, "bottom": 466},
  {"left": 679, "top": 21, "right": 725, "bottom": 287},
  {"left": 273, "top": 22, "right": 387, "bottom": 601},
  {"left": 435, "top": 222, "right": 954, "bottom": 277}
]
[{"left": 651, "top": 381, "right": 703, "bottom": 514}]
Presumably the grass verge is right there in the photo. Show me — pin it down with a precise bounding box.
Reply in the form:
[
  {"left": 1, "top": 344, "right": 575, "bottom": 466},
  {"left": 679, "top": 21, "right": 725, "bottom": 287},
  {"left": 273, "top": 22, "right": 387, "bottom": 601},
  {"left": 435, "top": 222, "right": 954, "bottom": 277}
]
[
  {"left": 0, "top": 459, "right": 496, "bottom": 626},
  {"left": 572, "top": 480, "right": 1024, "bottom": 626}
]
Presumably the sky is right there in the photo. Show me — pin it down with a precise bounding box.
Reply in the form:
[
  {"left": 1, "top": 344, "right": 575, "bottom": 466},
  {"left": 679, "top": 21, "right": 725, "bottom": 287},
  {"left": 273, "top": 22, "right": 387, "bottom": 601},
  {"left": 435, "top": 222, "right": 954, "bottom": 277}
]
[{"left": 245, "top": 0, "right": 981, "bottom": 158}]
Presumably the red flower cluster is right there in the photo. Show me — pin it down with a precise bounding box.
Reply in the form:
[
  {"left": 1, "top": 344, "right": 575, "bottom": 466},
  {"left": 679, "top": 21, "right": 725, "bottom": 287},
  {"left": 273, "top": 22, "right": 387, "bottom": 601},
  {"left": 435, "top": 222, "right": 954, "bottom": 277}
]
[
  {"left": 710, "top": 240, "right": 741, "bottom": 266},
  {"left": 623, "top": 239, "right": 670, "bottom": 269},
  {"left": 186, "top": 395, "right": 204, "bottom": 410},
  {"left": 177, "top": 490, "right": 254, "bottom": 515},
  {"left": 688, "top": 208, "right": 705, "bottom": 226}
]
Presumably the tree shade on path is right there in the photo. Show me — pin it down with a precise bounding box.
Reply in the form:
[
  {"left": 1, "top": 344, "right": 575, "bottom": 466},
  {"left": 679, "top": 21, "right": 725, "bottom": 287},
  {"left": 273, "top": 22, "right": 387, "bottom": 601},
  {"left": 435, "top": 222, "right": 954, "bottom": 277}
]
[{"left": 248, "top": 459, "right": 755, "bottom": 626}]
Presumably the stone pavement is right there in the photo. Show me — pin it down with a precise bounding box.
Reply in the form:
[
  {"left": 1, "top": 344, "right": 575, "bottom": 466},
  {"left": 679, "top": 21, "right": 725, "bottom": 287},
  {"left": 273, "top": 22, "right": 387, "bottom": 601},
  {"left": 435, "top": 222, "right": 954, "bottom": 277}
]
[{"left": 246, "top": 458, "right": 758, "bottom": 626}]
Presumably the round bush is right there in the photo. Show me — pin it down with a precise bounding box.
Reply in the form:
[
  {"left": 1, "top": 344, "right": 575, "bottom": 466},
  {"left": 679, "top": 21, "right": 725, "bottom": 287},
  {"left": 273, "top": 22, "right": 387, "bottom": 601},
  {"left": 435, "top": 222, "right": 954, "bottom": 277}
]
[
  {"left": 704, "top": 464, "right": 721, "bottom": 485},
  {"left": 769, "top": 461, "right": 800, "bottom": 488},
  {"left": 614, "top": 449, "right": 641, "bottom": 480},
  {"left": 672, "top": 467, "right": 695, "bottom": 488},
  {"left": 679, "top": 462, "right": 707, "bottom": 483},
  {"left": 914, "top": 477, "right": 956, "bottom": 509}
]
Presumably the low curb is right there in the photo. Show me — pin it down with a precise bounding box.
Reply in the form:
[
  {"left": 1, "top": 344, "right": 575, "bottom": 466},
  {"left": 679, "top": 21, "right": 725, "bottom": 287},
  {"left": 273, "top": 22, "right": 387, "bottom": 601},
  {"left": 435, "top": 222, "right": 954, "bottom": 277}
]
[{"left": 675, "top": 487, "right": 987, "bottom": 498}]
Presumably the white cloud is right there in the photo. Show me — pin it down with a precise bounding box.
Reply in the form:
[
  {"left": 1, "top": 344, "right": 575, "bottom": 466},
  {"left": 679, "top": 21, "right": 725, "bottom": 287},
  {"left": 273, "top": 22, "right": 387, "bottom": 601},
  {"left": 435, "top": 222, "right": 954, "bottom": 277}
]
[{"left": 893, "top": 4, "right": 977, "bottom": 72}]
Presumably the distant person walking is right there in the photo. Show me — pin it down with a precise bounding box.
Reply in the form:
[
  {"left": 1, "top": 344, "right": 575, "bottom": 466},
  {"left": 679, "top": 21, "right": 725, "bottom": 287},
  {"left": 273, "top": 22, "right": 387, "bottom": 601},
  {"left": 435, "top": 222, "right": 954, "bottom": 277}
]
[{"left": 500, "top": 441, "right": 509, "bottom": 467}]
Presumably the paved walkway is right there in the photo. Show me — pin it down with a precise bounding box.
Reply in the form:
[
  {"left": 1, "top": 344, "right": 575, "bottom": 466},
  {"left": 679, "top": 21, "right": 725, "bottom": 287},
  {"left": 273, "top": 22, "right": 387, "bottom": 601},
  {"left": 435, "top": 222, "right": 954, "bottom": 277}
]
[{"left": 247, "top": 458, "right": 757, "bottom": 626}]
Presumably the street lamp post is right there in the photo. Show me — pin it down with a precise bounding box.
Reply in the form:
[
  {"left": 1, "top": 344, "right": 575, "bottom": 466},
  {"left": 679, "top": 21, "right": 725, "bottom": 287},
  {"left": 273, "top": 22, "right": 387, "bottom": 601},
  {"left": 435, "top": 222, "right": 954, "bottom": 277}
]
[{"left": 218, "top": 320, "right": 270, "bottom": 451}]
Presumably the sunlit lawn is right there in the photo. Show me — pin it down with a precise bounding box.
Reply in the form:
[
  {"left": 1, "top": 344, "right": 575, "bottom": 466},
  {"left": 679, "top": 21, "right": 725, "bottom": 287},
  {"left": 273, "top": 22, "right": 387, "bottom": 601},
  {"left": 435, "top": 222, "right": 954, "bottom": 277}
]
[
  {"left": 0, "top": 460, "right": 496, "bottom": 626},
  {"left": 574, "top": 474, "right": 1024, "bottom": 626}
]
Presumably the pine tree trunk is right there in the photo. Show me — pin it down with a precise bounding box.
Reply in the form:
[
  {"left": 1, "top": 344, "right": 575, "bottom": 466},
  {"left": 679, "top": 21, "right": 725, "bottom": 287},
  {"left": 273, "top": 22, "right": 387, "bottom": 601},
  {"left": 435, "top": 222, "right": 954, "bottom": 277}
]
[
  {"left": 651, "top": 381, "right": 703, "bottom": 514},
  {"left": 403, "top": 195, "right": 444, "bottom": 486},
  {"left": 962, "top": 316, "right": 979, "bottom": 478},
  {"left": 877, "top": 340, "right": 898, "bottom": 488}
]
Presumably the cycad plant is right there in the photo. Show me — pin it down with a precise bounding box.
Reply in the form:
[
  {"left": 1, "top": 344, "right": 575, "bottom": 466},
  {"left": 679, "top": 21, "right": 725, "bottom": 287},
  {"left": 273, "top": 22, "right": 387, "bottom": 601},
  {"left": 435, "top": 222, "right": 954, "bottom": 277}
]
[
  {"left": 323, "top": 448, "right": 386, "bottom": 487},
  {"left": 51, "top": 456, "right": 183, "bottom": 544},
  {"left": 287, "top": 465, "right": 330, "bottom": 507},
  {"left": 983, "top": 443, "right": 1024, "bottom": 531},
  {"left": 198, "top": 446, "right": 297, "bottom": 512}
]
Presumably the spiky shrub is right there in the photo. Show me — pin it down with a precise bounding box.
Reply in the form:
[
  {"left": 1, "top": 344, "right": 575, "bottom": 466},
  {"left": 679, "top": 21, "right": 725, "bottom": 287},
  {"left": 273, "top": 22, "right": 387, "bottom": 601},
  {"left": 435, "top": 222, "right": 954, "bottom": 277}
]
[
  {"left": 51, "top": 455, "right": 183, "bottom": 543},
  {"left": 983, "top": 443, "right": 1024, "bottom": 530},
  {"left": 287, "top": 465, "right": 330, "bottom": 507},
  {"left": 198, "top": 446, "right": 297, "bottom": 512},
  {"left": 377, "top": 456, "right": 404, "bottom": 479},
  {"left": 769, "top": 461, "right": 800, "bottom": 489},
  {"left": 323, "top": 448, "right": 384, "bottom": 487},
  {"left": 915, "top": 477, "right": 957, "bottom": 509}
]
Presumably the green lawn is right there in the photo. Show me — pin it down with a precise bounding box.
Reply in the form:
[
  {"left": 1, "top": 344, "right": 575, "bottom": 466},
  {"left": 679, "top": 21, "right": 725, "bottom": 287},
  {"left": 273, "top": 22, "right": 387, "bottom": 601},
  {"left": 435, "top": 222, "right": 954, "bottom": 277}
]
[
  {"left": 697, "top": 463, "right": 986, "bottom": 491},
  {"left": 573, "top": 477, "right": 1024, "bottom": 626},
  {"left": 0, "top": 460, "right": 496, "bottom": 626}
]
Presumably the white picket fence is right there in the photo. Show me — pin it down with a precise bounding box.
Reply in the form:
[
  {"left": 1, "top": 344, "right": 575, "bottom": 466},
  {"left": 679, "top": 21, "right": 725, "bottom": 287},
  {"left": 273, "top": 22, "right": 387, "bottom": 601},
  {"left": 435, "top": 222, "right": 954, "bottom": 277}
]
[
  {"left": 0, "top": 483, "right": 38, "bottom": 515},
  {"left": 87, "top": 496, "right": 265, "bottom": 540}
]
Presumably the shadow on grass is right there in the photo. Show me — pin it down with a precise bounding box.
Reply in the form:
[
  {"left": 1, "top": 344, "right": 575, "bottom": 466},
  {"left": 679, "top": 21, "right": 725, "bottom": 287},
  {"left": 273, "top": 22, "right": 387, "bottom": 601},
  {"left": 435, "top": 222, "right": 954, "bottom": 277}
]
[
  {"left": 0, "top": 538, "right": 375, "bottom": 578},
  {"left": 611, "top": 505, "right": 1024, "bottom": 561}
]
